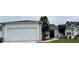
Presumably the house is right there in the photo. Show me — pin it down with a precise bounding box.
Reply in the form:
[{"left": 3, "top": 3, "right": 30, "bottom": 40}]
[
  {"left": 49, "top": 25, "right": 62, "bottom": 38},
  {"left": 65, "top": 21, "right": 79, "bottom": 39},
  {"left": 0, "top": 20, "right": 42, "bottom": 42},
  {"left": 49, "top": 21, "right": 79, "bottom": 39}
]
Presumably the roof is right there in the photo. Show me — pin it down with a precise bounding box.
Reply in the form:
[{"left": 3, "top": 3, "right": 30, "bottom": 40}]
[
  {"left": 66, "top": 21, "right": 79, "bottom": 27},
  {"left": 49, "top": 25, "right": 58, "bottom": 30},
  {"left": 65, "top": 21, "right": 79, "bottom": 30},
  {"left": 0, "top": 20, "right": 41, "bottom": 24}
]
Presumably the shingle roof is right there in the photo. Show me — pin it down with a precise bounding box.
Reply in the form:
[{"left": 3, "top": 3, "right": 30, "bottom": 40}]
[{"left": 66, "top": 21, "right": 79, "bottom": 27}]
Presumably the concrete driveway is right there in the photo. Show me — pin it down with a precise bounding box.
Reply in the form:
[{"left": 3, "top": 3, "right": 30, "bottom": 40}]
[{"left": 37, "top": 38, "right": 59, "bottom": 43}]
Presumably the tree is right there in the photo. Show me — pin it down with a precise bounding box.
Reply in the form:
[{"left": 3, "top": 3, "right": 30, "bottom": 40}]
[
  {"left": 40, "top": 16, "right": 50, "bottom": 40},
  {"left": 58, "top": 24, "right": 66, "bottom": 37}
]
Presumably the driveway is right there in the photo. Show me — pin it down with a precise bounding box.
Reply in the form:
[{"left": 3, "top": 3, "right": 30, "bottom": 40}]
[{"left": 37, "top": 38, "right": 59, "bottom": 43}]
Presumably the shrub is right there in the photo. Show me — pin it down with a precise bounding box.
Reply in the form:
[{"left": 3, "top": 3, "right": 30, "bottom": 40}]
[
  {"left": 74, "top": 37, "right": 77, "bottom": 39},
  {"left": 64, "top": 36, "right": 67, "bottom": 38},
  {"left": 75, "top": 34, "right": 79, "bottom": 39},
  {"left": 59, "top": 37, "right": 62, "bottom": 39},
  {"left": 76, "top": 34, "right": 79, "bottom": 37},
  {"left": 69, "top": 36, "right": 71, "bottom": 39}
]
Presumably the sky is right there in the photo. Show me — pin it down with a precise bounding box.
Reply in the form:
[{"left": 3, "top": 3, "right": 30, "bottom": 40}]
[{"left": 0, "top": 16, "right": 79, "bottom": 25}]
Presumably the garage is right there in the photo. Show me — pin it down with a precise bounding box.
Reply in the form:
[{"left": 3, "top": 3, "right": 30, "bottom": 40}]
[
  {"left": 7, "top": 28, "right": 37, "bottom": 41},
  {"left": 2, "top": 20, "right": 42, "bottom": 42}
]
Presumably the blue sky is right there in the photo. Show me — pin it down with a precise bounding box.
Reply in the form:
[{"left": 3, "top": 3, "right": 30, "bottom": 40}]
[{"left": 0, "top": 16, "right": 79, "bottom": 25}]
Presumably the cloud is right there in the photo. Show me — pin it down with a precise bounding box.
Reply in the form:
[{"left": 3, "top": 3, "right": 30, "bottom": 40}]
[
  {"left": 48, "top": 16, "right": 79, "bottom": 25},
  {"left": 0, "top": 16, "right": 79, "bottom": 25},
  {"left": 0, "top": 16, "right": 40, "bottom": 22}
]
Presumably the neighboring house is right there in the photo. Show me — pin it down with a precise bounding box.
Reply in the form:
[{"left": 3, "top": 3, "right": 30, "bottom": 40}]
[
  {"left": 49, "top": 21, "right": 79, "bottom": 39},
  {"left": 65, "top": 22, "right": 79, "bottom": 39},
  {"left": 49, "top": 25, "right": 62, "bottom": 38},
  {"left": 0, "top": 20, "right": 42, "bottom": 42}
]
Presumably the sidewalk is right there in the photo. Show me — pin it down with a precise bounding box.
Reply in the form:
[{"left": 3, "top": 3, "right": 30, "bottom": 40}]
[{"left": 37, "top": 38, "right": 59, "bottom": 43}]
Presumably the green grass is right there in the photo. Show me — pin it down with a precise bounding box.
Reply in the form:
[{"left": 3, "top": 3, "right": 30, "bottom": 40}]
[{"left": 51, "top": 38, "right": 79, "bottom": 43}]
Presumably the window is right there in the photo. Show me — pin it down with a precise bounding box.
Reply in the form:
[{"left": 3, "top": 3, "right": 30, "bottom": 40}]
[{"left": 67, "top": 32, "right": 71, "bottom": 35}]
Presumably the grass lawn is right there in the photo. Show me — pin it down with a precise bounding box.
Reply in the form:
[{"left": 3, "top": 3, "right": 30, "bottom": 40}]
[{"left": 51, "top": 38, "right": 79, "bottom": 43}]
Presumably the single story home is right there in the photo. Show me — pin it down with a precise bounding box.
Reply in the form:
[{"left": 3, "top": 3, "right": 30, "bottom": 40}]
[{"left": 0, "top": 20, "right": 42, "bottom": 42}]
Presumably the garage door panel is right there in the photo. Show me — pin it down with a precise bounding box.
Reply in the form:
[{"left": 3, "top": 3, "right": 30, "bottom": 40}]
[{"left": 6, "top": 28, "right": 37, "bottom": 41}]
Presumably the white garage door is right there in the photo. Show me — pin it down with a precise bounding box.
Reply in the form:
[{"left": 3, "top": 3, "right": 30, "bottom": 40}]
[{"left": 6, "top": 27, "right": 37, "bottom": 41}]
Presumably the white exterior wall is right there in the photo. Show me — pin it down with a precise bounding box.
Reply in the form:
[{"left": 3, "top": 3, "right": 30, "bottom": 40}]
[
  {"left": 55, "top": 30, "right": 58, "bottom": 38},
  {"left": 54, "top": 29, "right": 62, "bottom": 38},
  {"left": 0, "top": 31, "right": 2, "bottom": 38},
  {"left": 65, "top": 28, "right": 79, "bottom": 39},
  {"left": 65, "top": 29, "right": 73, "bottom": 39},
  {"left": 39, "top": 24, "right": 42, "bottom": 40},
  {"left": 3, "top": 22, "right": 42, "bottom": 42},
  {"left": 65, "top": 29, "right": 72, "bottom": 36},
  {"left": 73, "top": 28, "right": 78, "bottom": 36}
]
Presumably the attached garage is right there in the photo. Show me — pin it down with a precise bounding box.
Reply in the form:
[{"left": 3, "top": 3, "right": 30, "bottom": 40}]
[
  {"left": 2, "top": 20, "right": 42, "bottom": 42},
  {"left": 7, "top": 28, "right": 37, "bottom": 41}
]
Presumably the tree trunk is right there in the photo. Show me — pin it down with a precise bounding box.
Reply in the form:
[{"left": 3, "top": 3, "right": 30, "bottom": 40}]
[{"left": 42, "top": 31, "right": 46, "bottom": 40}]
